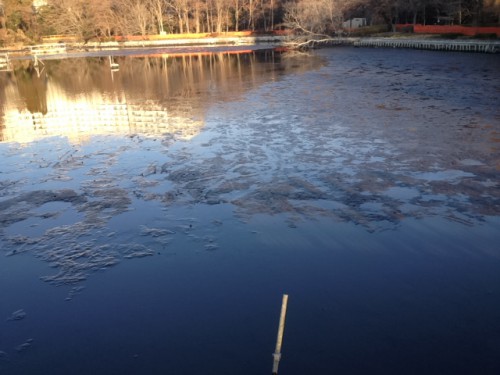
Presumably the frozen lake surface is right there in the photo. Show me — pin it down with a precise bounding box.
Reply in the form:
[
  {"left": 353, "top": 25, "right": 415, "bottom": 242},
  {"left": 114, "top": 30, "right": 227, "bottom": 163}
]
[{"left": 1, "top": 47, "right": 499, "bottom": 374}]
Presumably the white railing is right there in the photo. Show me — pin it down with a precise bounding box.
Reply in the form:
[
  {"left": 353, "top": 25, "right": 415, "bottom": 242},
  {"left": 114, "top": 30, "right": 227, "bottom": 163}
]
[
  {"left": 29, "top": 43, "right": 67, "bottom": 55},
  {"left": 352, "top": 38, "right": 500, "bottom": 53},
  {"left": 0, "top": 53, "right": 11, "bottom": 71}
]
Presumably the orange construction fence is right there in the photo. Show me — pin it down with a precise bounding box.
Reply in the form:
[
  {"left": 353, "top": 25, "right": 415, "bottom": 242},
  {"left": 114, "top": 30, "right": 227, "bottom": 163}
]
[{"left": 395, "top": 24, "right": 500, "bottom": 37}]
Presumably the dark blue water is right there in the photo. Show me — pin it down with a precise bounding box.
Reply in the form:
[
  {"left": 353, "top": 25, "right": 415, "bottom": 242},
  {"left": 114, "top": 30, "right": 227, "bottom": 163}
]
[{"left": 1, "top": 47, "right": 499, "bottom": 374}]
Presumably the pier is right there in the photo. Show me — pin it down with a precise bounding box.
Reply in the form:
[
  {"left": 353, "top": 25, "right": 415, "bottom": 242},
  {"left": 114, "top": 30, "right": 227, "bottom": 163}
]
[
  {"left": 0, "top": 53, "right": 11, "bottom": 71},
  {"left": 351, "top": 38, "right": 500, "bottom": 53},
  {"left": 28, "top": 43, "right": 67, "bottom": 56}
]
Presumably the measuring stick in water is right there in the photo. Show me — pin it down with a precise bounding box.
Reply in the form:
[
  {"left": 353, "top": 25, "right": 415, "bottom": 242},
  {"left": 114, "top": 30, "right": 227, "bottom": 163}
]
[{"left": 272, "top": 294, "right": 289, "bottom": 375}]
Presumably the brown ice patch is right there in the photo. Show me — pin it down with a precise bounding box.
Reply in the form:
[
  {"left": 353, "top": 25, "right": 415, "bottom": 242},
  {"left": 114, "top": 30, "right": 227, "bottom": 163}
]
[{"left": 0, "top": 190, "right": 86, "bottom": 227}]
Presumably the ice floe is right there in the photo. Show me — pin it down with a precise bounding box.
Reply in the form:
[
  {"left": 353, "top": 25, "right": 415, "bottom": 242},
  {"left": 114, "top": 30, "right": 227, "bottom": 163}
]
[
  {"left": 15, "top": 338, "right": 34, "bottom": 353},
  {"left": 140, "top": 225, "right": 175, "bottom": 237},
  {"left": 6, "top": 309, "right": 26, "bottom": 321},
  {"left": 119, "top": 244, "right": 155, "bottom": 259},
  {"left": 65, "top": 286, "right": 86, "bottom": 301}
]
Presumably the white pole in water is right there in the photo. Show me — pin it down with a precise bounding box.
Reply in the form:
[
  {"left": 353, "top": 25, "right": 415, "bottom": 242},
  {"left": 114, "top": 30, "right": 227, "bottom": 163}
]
[{"left": 272, "top": 294, "right": 289, "bottom": 375}]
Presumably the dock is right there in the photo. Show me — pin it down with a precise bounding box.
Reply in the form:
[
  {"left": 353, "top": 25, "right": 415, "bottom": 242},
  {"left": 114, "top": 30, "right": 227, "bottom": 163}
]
[
  {"left": 352, "top": 38, "right": 500, "bottom": 53},
  {"left": 286, "top": 36, "right": 500, "bottom": 53},
  {"left": 29, "top": 43, "right": 67, "bottom": 56},
  {"left": 0, "top": 53, "right": 11, "bottom": 71}
]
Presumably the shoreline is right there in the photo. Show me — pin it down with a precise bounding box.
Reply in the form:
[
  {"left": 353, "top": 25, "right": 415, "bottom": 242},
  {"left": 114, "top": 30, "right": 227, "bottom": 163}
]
[
  {"left": 1, "top": 35, "right": 287, "bottom": 55},
  {"left": 1, "top": 34, "right": 499, "bottom": 60}
]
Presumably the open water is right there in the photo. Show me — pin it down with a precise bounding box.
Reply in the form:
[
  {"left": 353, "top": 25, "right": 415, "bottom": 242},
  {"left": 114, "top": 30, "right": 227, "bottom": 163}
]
[{"left": 0, "top": 46, "right": 499, "bottom": 374}]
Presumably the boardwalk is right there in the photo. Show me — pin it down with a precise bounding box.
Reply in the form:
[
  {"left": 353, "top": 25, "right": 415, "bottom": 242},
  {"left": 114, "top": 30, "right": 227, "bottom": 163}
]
[
  {"left": 0, "top": 53, "right": 11, "bottom": 71},
  {"left": 29, "top": 43, "right": 67, "bottom": 56},
  {"left": 352, "top": 38, "right": 500, "bottom": 53},
  {"left": 317, "top": 37, "right": 499, "bottom": 53}
]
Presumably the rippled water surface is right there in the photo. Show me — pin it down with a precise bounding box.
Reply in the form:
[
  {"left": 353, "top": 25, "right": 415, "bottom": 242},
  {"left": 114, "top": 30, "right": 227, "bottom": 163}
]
[{"left": 1, "top": 47, "right": 499, "bottom": 375}]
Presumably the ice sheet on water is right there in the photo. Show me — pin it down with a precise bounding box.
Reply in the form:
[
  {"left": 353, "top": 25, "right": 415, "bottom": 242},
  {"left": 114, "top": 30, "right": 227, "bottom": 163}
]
[
  {"left": 383, "top": 187, "right": 421, "bottom": 200},
  {"left": 0, "top": 190, "right": 85, "bottom": 227},
  {"left": 459, "top": 159, "right": 484, "bottom": 166},
  {"left": 0, "top": 183, "right": 146, "bottom": 286},
  {"left": 1, "top": 48, "right": 499, "bottom": 293},
  {"left": 413, "top": 170, "right": 476, "bottom": 181}
]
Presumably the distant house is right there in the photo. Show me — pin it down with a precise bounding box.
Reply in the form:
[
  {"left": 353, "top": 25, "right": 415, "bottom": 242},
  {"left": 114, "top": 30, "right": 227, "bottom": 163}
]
[
  {"left": 342, "top": 18, "right": 367, "bottom": 29},
  {"left": 436, "top": 16, "right": 454, "bottom": 25}
]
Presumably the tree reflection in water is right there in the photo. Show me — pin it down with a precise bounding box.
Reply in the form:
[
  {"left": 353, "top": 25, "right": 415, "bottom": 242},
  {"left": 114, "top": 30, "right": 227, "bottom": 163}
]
[{"left": 0, "top": 50, "right": 324, "bottom": 143}]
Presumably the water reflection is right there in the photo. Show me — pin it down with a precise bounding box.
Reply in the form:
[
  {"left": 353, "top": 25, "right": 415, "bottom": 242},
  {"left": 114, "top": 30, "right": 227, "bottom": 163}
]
[
  {"left": 0, "top": 48, "right": 499, "bottom": 375},
  {"left": 0, "top": 50, "right": 323, "bottom": 144},
  {"left": 0, "top": 50, "right": 327, "bottom": 286}
]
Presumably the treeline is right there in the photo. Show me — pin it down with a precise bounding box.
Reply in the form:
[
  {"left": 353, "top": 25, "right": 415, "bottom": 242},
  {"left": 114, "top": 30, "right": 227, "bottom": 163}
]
[
  {"left": 285, "top": 0, "right": 500, "bottom": 36},
  {"left": 1, "top": 0, "right": 499, "bottom": 43}
]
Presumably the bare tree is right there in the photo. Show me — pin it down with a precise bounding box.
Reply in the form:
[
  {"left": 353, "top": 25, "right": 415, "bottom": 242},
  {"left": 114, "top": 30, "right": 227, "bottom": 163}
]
[
  {"left": 92, "top": 0, "right": 119, "bottom": 37},
  {"left": 245, "top": 0, "right": 258, "bottom": 30},
  {"left": 149, "top": 0, "right": 167, "bottom": 33},
  {"left": 284, "top": 0, "right": 347, "bottom": 35},
  {"left": 192, "top": 0, "right": 202, "bottom": 32},
  {"left": 115, "top": 0, "right": 155, "bottom": 36},
  {"left": 167, "top": 0, "right": 190, "bottom": 33},
  {"left": 211, "top": 0, "right": 227, "bottom": 32},
  {"left": 45, "top": 0, "right": 97, "bottom": 41},
  {"left": 234, "top": 0, "right": 241, "bottom": 30}
]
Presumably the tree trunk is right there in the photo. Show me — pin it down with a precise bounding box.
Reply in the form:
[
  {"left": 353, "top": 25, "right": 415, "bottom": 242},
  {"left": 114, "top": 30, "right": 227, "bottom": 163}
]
[
  {"left": 178, "top": 14, "right": 183, "bottom": 33},
  {"left": 270, "top": 0, "right": 274, "bottom": 31},
  {"left": 206, "top": 4, "right": 212, "bottom": 32},
  {"left": 194, "top": 4, "right": 200, "bottom": 33},
  {"left": 217, "top": 7, "right": 222, "bottom": 33},
  {"left": 184, "top": 10, "right": 190, "bottom": 33},
  {"left": 458, "top": 0, "right": 462, "bottom": 25},
  {"left": 234, "top": 0, "right": 239, "bottom": 31},
  {"left": 263, "top": 0, "right": 268, "bottom": 30},
  {"left": 249, "top": 0, "right": 254, "bottom": 30},
  {"left": 473, "top": 0, "right": 483, "bottom": 26}
]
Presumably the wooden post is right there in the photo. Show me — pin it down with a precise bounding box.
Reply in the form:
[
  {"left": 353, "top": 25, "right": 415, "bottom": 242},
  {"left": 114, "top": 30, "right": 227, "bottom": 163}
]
[{"left": 272, "top": 294, "right": 289, "bottom": 375}]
